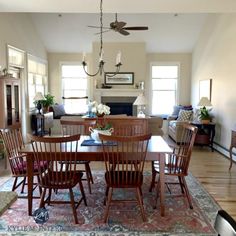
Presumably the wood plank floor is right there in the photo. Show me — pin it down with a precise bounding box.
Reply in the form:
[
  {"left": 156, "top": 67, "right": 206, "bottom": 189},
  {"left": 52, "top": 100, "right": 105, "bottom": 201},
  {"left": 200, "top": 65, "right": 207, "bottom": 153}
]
[
  {"left": 0, "top": 141, "right": 236, "bottom": 221},
  {"left": 190, "top": 146, "right": 236, "bottom": 220}
]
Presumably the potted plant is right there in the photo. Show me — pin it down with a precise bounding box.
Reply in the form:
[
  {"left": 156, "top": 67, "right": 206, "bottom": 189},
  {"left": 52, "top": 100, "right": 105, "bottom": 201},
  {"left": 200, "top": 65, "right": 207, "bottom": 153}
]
[
  {"left": 198, "top": 106, "right": 211, "bottom": 124},
  {"left": 41, "top": 93, "right": 55, "bottom": 113}
]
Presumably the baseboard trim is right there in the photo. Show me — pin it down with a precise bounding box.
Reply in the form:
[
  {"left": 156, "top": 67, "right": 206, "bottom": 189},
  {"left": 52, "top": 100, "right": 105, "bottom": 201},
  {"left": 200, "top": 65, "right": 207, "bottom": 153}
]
[{"left": 213, "top": 142, "right": 236, "bottom": 163}]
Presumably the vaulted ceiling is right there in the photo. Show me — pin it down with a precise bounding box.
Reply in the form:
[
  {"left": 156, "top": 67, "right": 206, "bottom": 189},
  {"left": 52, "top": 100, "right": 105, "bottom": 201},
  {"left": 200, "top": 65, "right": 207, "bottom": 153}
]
[{"left": 1, "top": 0, "right": 236, "bottom": 53}]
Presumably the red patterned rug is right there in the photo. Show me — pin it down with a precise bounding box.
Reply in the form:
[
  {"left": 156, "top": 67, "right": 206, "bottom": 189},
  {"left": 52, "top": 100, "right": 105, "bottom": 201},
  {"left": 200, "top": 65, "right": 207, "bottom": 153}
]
[{"left": 0, "top": 171, "right": 219, "bottom": 235}]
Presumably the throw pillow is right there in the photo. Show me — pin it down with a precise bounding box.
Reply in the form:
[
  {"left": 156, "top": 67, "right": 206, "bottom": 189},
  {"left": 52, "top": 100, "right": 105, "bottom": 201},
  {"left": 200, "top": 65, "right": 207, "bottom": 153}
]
[
  {"left": 177, "top": 109, "right": 193, "bottom": 121},
  {"left": 172, "top": 105, "right": 184, "bottom": 116},
  {"left": 52, "top": 104, "right": 66, "bottom": 118}
]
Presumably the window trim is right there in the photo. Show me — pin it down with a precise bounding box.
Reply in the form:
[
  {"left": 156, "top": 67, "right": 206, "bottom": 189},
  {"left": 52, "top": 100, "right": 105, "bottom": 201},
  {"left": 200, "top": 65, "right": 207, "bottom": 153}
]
[
  {"left": 27, "top": 54, "right": 48, "bottom": 110},
  {"left": 150, "top": 62, "right": 180, "bottom": 116},
  {"left": 60, "top": 61, "right": 89, "bottom": 114}
]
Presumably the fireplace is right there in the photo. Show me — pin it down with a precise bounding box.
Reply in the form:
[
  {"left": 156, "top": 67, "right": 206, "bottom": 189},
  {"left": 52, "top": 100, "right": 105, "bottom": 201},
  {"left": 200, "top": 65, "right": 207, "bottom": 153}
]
[{"left": 101, "top": 96, "right": 137, "bottom": 116}]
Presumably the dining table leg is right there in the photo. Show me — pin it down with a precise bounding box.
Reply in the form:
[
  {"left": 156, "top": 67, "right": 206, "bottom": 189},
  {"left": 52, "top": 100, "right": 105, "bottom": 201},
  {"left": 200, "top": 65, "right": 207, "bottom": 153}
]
[
  {"left": 159, "top": 153, "right": 165, "bottom": 216},
  {"left": 27, "top": 154, "right": 33, "bottom": 215}
]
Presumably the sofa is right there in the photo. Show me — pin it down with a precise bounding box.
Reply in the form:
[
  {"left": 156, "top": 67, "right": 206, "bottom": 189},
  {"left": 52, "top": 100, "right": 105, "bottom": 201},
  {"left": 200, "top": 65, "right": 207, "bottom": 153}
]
[{"left": 168, "top": 105, "right": 193, "bottom": 143}]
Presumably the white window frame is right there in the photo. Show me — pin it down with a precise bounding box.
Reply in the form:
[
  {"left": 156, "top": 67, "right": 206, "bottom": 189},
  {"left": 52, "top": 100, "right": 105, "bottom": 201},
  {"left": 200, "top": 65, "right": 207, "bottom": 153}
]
[
  {"left": 7, "top": 45, "right": 25, "bottom": 69},
  {"left": 60, "top": 62, "right": 89, "bottom": 114},
  {"left": 27, "top": 54, "right": 48, "bottom": 110},
  {"left": 150, "top": 62, "right": 180, "bottom": 116}
]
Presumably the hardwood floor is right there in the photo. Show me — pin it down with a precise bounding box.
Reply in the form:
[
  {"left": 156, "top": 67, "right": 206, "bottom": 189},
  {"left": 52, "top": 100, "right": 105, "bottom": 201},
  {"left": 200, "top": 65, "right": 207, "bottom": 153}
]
[
  {"left": 0, "top": 141, "right": 236, "bottom": 221},
  {"left": 190, "top": 146, "right": 236, "bottom": 220}
]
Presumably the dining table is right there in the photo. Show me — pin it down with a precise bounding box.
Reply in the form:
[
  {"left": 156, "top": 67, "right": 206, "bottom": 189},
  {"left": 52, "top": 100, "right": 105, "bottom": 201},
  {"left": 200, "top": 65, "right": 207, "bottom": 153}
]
[{"left": 20, "top": 135, "right": 172, "bottom": 217}]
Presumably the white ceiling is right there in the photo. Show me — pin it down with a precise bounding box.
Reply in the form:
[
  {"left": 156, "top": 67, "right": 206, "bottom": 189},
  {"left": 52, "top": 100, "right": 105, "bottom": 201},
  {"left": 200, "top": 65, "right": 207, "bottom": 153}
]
[
  {"left": 29, "top": 13, "right": 207, "bottom": 53},
  {"left": 1, "top": 0, "right": 236, "bottom": 53}
]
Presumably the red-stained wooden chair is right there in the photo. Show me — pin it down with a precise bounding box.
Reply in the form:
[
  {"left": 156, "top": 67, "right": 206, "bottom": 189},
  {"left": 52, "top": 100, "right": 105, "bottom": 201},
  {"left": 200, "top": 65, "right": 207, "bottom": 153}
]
[
  {"left": 30, "top": 134, "right": 87, "bottom": 224},
  {"left": 0, "top": 124, "right": 43, "bottom": 197},
  {"left": 100, "top": 133, "right": 151, "bottom": 223},
  {"left": 149, "top": 123, "right": 198, "bottom": 209},
  {"left": 60, "top": 119, "right": 96, "bottom": 193}
]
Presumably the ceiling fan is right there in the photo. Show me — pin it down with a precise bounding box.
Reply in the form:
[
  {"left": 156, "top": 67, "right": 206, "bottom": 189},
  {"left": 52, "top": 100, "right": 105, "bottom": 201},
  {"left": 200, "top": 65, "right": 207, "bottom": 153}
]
[{"left": 88, "top": 13, "right": 148, "bottom": 36}]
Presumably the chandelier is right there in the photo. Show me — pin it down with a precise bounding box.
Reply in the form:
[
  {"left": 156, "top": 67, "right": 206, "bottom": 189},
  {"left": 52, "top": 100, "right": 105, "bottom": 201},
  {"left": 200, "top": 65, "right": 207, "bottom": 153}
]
[{"left": 82, "top": 0, "right": 122, "bottom": 77}]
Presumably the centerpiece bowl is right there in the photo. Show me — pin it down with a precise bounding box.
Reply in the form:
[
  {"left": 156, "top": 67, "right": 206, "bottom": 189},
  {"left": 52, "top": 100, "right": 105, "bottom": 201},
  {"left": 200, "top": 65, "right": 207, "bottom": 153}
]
[{"left": 89, "top": 127, "right": 113, "bottom": 143}]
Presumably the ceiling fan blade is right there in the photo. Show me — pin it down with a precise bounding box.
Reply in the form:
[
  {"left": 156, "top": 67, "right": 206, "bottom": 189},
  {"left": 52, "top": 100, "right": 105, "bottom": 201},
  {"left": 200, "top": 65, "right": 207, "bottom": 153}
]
[
  {"left": 123, "top": 26, "right": 148, "bottom": 30},
  {"left": 118, "top": 29, "right": 130, "bottom": 36},
  {"left": 95, "top": 29, "right": 112, "bottom": 35},
  {"left": 88, "top": 25, "right": 111, "bottom": 29}
]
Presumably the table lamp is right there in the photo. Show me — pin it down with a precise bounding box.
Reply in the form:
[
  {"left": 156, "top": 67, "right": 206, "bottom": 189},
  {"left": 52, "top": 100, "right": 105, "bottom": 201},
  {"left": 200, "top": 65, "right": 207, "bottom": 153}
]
[
  {"left": 197, "top": 97, "right": 212, "bottom": 108},
  {"left": 34, "top": 92, "right": 45, "bottom": 114},
  {"left": 133, "top": 93, "right": 147, "bottom": 118}
]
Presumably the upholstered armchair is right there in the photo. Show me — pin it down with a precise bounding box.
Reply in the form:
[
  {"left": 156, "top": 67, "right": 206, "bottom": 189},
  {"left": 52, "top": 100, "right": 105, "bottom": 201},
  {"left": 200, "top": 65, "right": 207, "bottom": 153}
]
[{"left": 168, "top": 105, "right": 193, "bottom": 143}]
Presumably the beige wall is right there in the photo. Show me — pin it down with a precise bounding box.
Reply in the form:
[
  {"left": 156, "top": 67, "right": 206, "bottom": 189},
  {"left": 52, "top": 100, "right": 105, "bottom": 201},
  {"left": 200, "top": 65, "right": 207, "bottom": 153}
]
[
  {"left": 48, "top": 42, "right": 146, "bottom": 103},
  {"left": 92, "top": 42, "right": 146, "bottom": 89},
  {"left": 192, "top": 13, "right": 236, "bottom": 151},
  {"left": 0, "top": 13, "right": 47, "bottom": 138},
  {"left": 48, "top": 44, "right": 192, "bottom": 116}
]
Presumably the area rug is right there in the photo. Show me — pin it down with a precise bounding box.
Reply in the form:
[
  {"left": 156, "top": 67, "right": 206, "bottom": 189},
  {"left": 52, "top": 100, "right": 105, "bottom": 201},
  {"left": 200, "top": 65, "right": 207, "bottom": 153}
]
[{"left": 0, "top": 171, "right": 219, "bottom": 236}]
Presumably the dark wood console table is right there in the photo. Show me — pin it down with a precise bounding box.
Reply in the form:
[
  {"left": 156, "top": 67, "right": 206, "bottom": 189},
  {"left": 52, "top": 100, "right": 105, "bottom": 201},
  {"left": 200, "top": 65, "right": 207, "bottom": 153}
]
[
  {"left": 191, "top": 122, "right": 216, "bottom": 151},
  {"left": 229, "top": 130, "right": 236, "bottom": 170},
  {"left": 31, "top": 112, "right": 53, "bottom": 136}
]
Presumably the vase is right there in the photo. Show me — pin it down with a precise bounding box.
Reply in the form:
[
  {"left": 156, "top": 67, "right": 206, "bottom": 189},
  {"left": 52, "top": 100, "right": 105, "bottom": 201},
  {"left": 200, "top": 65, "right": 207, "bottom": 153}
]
[
  {"left": 89, "top": 127, "right": 113, "bottom": 143},
  {"left": 96, "top": 113, "right": 105, "bottom": 117}
]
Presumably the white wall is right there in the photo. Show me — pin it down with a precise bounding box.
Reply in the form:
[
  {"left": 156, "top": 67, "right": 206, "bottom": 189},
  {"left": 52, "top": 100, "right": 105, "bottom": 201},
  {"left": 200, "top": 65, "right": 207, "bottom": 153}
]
[
  {"left": 192, "top": 13, "right": 236, "bottom": 151},
  {"left": 0, "top": 13, "right": 47, "bottom": 137}
]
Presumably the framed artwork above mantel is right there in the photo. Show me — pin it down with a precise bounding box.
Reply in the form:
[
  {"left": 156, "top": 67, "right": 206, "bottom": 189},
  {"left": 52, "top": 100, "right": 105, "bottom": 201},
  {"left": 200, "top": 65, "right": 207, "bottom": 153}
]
[{"left": 104, "top": 72, "right": 134, "bottom": 85}]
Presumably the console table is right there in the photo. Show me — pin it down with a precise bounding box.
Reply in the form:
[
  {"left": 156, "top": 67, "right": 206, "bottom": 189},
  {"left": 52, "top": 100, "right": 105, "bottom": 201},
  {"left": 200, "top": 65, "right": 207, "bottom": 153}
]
[
  {"left": 191, "top": 122, "right": 216, "bottom": 151},
  {"left": 31, "top": 112, "right": 53, "bottom": 136},
  {"left": 229, "top": 130, "right": 236, "bottom": 170}
]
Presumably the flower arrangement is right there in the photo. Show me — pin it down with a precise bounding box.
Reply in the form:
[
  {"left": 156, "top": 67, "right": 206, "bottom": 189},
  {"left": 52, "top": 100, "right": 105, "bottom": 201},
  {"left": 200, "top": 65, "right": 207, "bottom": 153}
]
[{"left": 89, "top": 101, "right": 111, "bottom": 117}]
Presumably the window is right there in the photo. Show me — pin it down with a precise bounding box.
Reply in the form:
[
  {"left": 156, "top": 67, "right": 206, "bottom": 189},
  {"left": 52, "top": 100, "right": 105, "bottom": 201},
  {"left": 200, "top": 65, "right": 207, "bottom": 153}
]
[
  {"left": 7, "top": 45, "right": 25, "bottom": 80},
  {"left": 27, "top": 55, "right": 47, "bottom": 109},
  {"left": 151, "top": 63, "right": 179, "bottom": 115},
  {"left": 8, "top": 45, "right": 25, "bottom": 68},
  {"left": 61, "top": 64, "right": 88, "bottom": 114}
]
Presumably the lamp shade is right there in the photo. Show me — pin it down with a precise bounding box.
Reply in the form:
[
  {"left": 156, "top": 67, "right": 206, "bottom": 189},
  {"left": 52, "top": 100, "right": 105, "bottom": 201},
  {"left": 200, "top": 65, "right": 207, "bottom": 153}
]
[
  {"left": 34, "top": 92, "right": 45, "bottom": 101},
  {"left": 197, "top": 97, "right": 212, "bottom": 107},
  {"left": 133, "top": 93, "right": 147, "bottom": 106}
]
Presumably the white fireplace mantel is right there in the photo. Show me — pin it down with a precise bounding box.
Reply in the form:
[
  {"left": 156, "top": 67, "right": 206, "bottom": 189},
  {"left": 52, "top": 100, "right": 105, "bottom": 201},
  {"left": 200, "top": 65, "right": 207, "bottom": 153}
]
[{"left": 94, "top": 88, "right": 144, "bottom": 103}]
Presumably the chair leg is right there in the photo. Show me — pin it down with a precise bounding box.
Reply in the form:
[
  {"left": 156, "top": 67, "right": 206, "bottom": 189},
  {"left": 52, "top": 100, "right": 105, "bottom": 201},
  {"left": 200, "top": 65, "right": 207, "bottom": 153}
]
[
  {"left": 149, "top": 162, "right": 157, "bottom": 192},
  {"left": 181, "top": 176, "right": 193, "bottom": 209},
  {"left": 153, "top": 177, "right": 160, "bottom": 209},
  {"left": 136, "top": 187, "right": 147, "bottom": 222},
  {"left": 12, "top": 177, "right": 18, "bottom": 191},
  {"left": 37, "top": 175, "right": 42, "bottom": 195},
  {"left": 103, "top": 186, "right": 109, "bottom": 205},
  {"left": 178, "top": 176, "right": 185, "bottom": 194},
  {"left": 39, "top": 188, "right": 47, "bottom": 208},
  {"left": 21, "top": 177, "right": 26, "bottom": 193},
  {"left": 69, "top": 188, "right": 79, "bottom": 224},
  {"left": 47, "top": 188, "right": 52, "bottom": 205},
  {"left": 84, "top": 163, "right": 92, "bottom": 194},
  {"left": 104, "top": 187, "right": 112, "bottom": 223},
  {"left": 86, "top": 162, "right": 94, "bottom": 184},
  {"left": 78, "top": 179, "right": 87, "bottom": 206}
]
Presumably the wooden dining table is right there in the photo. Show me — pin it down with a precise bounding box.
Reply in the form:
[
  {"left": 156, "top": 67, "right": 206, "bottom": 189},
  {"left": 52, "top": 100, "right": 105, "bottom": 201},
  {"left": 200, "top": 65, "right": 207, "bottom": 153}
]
[{"left": 20, "top": 135, "right": 172, "bottom": 217}]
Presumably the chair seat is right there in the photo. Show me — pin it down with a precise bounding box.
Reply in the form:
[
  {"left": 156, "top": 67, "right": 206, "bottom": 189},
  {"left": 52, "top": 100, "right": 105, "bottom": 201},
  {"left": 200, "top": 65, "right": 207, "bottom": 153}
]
[
  {"left": 153, "top": 160, "right": 184, "bottom": 175},
  {"left": 12, "top": 161, "right": 48, "bottom": 175},
  {"left": 105, "top": 171, "right": 143, "bottom": 188},
  {"left": 41, "top": 171, "right": 83, "bottom": 189}
]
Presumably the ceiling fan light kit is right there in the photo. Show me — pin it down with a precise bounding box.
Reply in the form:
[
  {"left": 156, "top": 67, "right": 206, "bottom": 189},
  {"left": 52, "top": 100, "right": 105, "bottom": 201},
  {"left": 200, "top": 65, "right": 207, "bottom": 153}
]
[{"left": 82, "top": 0, "right": 122, "bottom": 77}]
